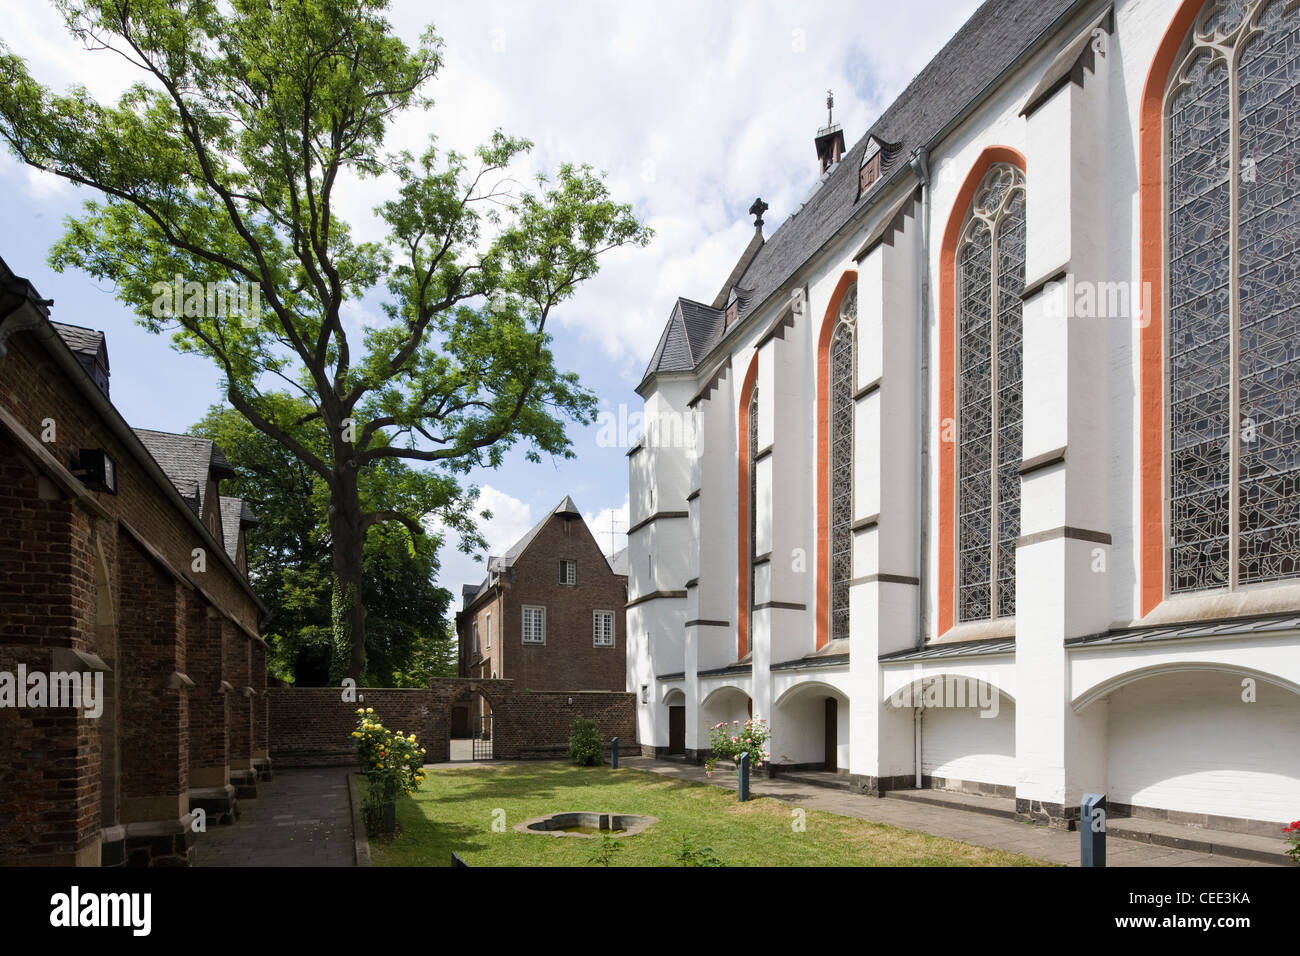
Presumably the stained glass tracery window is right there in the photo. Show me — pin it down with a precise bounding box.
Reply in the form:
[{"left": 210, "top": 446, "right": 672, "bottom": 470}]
[
  {"left": 748, "top": 382, "right": 759, "bottom": 630},
  {"left": 1167, "top": 0, "right": 1300, "bottom": 593},
  {"left": 956, "top": 164, "right": 1025, "bottom": 622},
  {"left": 829, "top": 289, "right": 857, "bottom": 642}
]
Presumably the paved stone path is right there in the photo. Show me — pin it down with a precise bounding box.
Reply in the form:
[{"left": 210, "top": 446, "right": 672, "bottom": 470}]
[
  {"left": 621, "top": 757, "right": 1280, "bottom": 867},
  {"left": 195, "top": 768, "right": 355, "bottom": 867}
]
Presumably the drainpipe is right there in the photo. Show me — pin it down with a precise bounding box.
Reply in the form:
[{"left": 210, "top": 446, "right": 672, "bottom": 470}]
[
  {"left": 913, "top": 706, "right": 924, "bottom": 789},
  {"left": 909, "top": 146, "right": 932, "bottom": 651}
]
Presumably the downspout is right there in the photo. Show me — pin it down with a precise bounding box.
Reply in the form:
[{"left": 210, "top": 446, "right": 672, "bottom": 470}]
[
  {"left": 913, "top": 706, "right": 924, "bottom": 789},
  {"left": 910, "top": 146, "right": 932, "bottom": 652}
]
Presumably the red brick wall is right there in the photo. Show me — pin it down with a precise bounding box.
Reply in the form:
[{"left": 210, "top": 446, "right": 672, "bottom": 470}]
[
  {"left": 117, "top": 534, "right": 188, "bottom": 821},
  {"left": 269, "top": 681, "right": 636, "bottom": 766},
  {"left": 186, "top": 603, "right": 228, "bottom": 784},
  {"left": 456, "top": 514, "right": 627, "bottom": 692},
  {"left": 0, "top": 325, "right": 267, "bottom": 863},
  {"left": 0, "top": 332, "right": 260, "bottom": 632},
  {"left": 0, "top": 440, "right": 102, "bottom": 862}
]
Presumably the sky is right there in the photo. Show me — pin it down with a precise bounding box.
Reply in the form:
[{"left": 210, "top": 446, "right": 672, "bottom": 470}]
[{"left": 0, "top": 0, "right": 981, "bottom": 604}]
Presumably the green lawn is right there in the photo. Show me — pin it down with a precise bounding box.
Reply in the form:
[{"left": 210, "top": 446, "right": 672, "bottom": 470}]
[{"left": 368, "top": 763, "right": 1052, "bottom": 867}]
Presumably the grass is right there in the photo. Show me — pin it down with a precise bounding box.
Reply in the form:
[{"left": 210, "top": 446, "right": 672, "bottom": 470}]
[{"left": 368, "top": 762, "right": 1053, "bottom": 867}]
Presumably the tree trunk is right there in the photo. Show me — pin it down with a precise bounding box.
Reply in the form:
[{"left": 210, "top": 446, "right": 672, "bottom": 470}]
[{"left": 328, "top": 465, "right": 368, "bottom": 682}]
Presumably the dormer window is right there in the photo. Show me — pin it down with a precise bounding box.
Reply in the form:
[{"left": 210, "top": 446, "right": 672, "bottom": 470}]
[
  {"left": 725, "top": 297, "right": 739, "bottom": 329},
  {"left": 858, "top": 136, "right": 896, "bottom": 197}
]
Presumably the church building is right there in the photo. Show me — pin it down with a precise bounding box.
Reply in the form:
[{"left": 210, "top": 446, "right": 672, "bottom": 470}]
[{"left": 628, "top": 0, "right": 1300, "bottom": 833}]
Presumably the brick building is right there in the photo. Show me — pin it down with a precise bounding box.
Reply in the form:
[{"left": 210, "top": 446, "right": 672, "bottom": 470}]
[
  {"left": 0, "top": 256, "right": 269, "bottom": 866},
  {"left": 455, "top": 497, "right": 629, "bottom": 696}
]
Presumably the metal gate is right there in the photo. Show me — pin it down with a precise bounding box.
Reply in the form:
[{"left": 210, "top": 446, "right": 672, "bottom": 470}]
[{"left": 472, "top": 714, "right": 493, "bottom": 760}]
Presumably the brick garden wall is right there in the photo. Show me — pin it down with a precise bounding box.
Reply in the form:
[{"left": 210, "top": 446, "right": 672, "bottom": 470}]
[{"left": 269, "top": 680, "right": 637, "bottom": 767}]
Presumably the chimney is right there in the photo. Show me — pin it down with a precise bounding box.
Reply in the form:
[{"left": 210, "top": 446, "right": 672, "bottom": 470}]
[{"left": 814, "top": 89, "right": 846, "bottom": 175}]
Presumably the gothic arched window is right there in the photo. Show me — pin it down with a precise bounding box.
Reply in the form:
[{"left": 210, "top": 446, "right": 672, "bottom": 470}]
[
  {"left": 748, "top": 382, "right": 759, "bottom": 639},
  {"left": 829, "top": 288, "right": 856, "bottom": 641},
  {"left": 956, "top": 164, "right": 1025, "bottom": 622},
  {"left": 1167, "top": 0, "right": 1300, "bottom": 593}
]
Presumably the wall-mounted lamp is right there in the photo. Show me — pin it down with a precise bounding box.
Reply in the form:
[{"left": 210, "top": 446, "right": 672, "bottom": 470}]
[{"left": 74, "top": 448, "right": 118, "bottom": 494}]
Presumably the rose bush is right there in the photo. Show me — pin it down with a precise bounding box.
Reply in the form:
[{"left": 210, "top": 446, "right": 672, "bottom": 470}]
[
  {"left": 352, "top": 707, "right": 426, "bottom": 834},
  {"left": 704, "top": 717, "right": 771, "bottom": 776}
]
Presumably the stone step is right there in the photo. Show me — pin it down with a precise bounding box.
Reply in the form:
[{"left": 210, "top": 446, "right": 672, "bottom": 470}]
[
  {"left": 884, "top": 787, "right": 1018, "bottom": 820},
  {"left": 1106, "top": 815, "right": 1295, "bottom": 866},
  {"left": 773, "top": 769, "right": 853, "bottom": 791},
  {"left": 883, "top": 788, "right": 1294, "bottom": 865}
]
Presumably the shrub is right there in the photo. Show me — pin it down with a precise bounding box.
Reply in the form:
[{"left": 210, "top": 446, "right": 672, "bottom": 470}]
[
  {"left": 586, "top": 833, "right": 622, "bottom": 866},
  {"left": 1284, "top": 820, "right": 1300, "bottom": 864},
  {"left": 674, "top": 831, "right": 723, "bottom": 867},
  {"left": 568, "top": 718, "right": 603, "bottom": 766},
  {"left": 352, "top": 707, "right": 427, "bottom": 834},
  {"left": 704, "top": 717, "right": 771, "bottom": 776}
]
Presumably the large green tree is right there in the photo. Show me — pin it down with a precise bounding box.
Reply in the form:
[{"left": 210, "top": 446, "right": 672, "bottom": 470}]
[
  {"left": 192, "top": 401, "right": 459, "bottom": 686},
  {"left": 0, "top": 0, "right": 649, "bottom": 678}
]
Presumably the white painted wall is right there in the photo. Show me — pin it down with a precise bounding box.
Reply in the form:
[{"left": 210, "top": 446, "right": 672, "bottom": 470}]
[
  {"left": 628, "top": 0, "right": 1300, "bottom": 827},
  {"left": 922, "top": 696, "right": 1017, "bottom": 789},
  {"left": 1105, "top": 671, "right": 1300, "bottom": 823}
]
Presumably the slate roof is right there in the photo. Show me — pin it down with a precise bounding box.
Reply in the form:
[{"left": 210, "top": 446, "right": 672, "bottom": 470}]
[
  {"left": 133, "top": 428, "right": 237, "bottom": 519},
  {"left": 640, "top": 0, "right": 1086, "bottom": 387},
  {"left": 50, "top": 322, "right": 106, "bottom": 360},
  {"left": 51, "top": 321, "right": 111, "bottom": 397},
  {"left": 1066, "top": 612, "right": 1300, "bottom": 648},
  {"left": 642, "top": 297, "right": 725, "bottom": 378},
  {"left": 878, "top": 636, "right": 1017, "bottom": 662},
  {"left": 606, "top": 546, "right": 629, "bottom": 576},
  {"left": 218, "top": 496, "right": 258, "bottom": 563}
]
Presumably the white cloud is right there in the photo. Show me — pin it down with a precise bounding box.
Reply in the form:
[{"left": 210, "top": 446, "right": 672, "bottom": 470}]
[
  {"left": 21, "top": 165, "right": 72, "bottom": 201},
  {"left": 429, "top": 484, "right": 535, "bottom": 600},
  {"left": 1, "top": 0, "right": 978, "bottom": 384}
]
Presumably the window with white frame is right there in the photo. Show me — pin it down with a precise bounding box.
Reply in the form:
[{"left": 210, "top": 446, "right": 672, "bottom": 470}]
[
  {"left": 593, "top": 609, "right": 615, "bottom": 647},
  {"left": 485, "top": 611, "right": 492, "bottom": 649},
  {"left": 1165, "top": 0, "right": 1300, "bottom": 593},
  {"left": 471, "top": 620, "right": 479, "bottom": 654},
  {"left": 559, "top": 559, "right": 577, "bottom": 585},
  {"left": 522, "top": 605, "right": 546, "bottom": 644}
]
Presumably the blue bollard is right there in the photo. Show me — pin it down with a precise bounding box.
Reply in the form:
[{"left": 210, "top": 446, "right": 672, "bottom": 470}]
[
  {"left": 1081, "top": 792, "right": 1107, "bottom": 867},
  {"left": 611, "top": 736, "right": 619, "bottom": 769},
  {"left": 737, "top": 752, "right": 751, "bottom": 802}
]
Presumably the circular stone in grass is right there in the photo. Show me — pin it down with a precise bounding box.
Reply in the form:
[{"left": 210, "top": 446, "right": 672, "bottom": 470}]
[{"left": 513, "top": 811, "right": 657, "bottom": 838}]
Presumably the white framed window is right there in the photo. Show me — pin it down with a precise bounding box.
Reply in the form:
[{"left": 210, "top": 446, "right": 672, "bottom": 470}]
[
  {"left": 471, "top": 621, "right": 479, "bottom": 654},
  {"left": 522, "top": 605, "right": 546, "bottom": 644},
  {"left": 485, "top": 612, "right": 492, "bottom": 649},
  {"left": 559, "top": 559, "right": 577, "bottom": 585},
  {"left": 593, "top": 609, "right": 615, "bottom": 647}
]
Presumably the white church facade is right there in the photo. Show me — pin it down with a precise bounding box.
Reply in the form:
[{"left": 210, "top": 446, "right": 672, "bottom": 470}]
[{"left": 626, "top": 0, "right": 1300, "bottom": 832}]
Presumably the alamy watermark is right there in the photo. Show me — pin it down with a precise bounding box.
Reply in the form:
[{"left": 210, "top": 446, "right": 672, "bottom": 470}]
[
  {"left": 886, "top": 670, "right": 1002, "bottom": 718},
  {"left": 1041, "top": 273, "right": 1153, "bottom": 327},
  {"left": 151, "top": 274, "right": 263, "bottom": 326},
  {"left": 0, "top": 665, "right": 103, "bottom": 718}
]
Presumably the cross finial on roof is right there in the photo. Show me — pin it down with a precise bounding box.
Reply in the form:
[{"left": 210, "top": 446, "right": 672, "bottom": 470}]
[{"left": 749, "top": 196, "right": 768, "bottom": 230}]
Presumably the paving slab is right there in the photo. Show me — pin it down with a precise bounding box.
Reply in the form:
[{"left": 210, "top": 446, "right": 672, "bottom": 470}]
[{"left": 195, "top": 768, "right": 355, "bottom": 867}]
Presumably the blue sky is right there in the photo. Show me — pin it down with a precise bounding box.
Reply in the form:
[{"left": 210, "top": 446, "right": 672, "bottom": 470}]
[{"left": 0, "top": 0, "right": 979, "bottom": 601}]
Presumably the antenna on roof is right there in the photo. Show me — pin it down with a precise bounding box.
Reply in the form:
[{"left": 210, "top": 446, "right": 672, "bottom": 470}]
[
  {"left": 827, "top": 89, "right": 834, "bottom": 127},
  {"left": 599, "top": 512, "right": 627, "bottom": 557}
]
